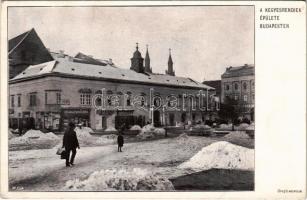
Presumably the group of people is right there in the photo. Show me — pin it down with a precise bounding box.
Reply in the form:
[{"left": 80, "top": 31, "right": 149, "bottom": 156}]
[{"left": 62, "top": 122, "right": 124, "bottom": 167}]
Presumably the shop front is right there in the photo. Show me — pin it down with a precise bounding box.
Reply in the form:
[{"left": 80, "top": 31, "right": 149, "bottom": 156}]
[{"left": 61, "top": 108, "right": 91, "bottom": 130}]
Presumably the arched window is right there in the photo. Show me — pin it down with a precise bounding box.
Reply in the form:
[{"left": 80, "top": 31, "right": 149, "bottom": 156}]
[
  {"left": 234, "top": 83, "right": 238, "bottom": 90},
  {"left": 106, "top": 90, "right": 113, "bottom": 106},
  {"left": 126, "top": 91, "right": 132, "bottom": 106},
  {"left": 94, "top": 90, "right": 102, "bottom": 107},
  {"left": 243, "top": 82, "right": 247, "bottom": 90},
  {"left": 140, "top": 92, "right": 146, "bottom": 106},
  {"left": 226, "top": 85, "right": 230, "bottom": 91}
]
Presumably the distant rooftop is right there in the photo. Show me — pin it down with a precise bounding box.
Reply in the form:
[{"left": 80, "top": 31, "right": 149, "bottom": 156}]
[
  {"left": 203, "top": 80, "right": 221, "bottom": 96},
  {"left": 221, "top": 64, "right": 254, "bottom": 78}
]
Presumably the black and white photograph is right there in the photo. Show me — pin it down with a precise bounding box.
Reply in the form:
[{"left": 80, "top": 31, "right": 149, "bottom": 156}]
[{"left": 7, "top": 5, "right": 255, "bottom": 192}]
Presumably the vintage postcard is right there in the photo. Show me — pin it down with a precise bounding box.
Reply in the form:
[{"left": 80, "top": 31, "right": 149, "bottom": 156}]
[{"left": 0, "top": 1, "right": 305, "bottom": 199}]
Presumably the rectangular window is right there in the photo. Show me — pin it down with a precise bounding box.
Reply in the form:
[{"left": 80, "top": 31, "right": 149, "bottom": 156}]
[
  {"left": 29, "top": 93, "right": 37, "bottom": 107},
  {"left": 243, "top": 95, "right": 248, "bottom": 102},
  {"left": 10, "top": 95, "right": 15, "bottom": 108},
  {"left": 56, "top": 92, "right": 61, "bottom": 105},
  {"left": 45, "top": 90, "right": 62, "bottom": 105},
  {"left": 80, "top": 93, "right": 91, "bottom": 105},
  {"left": 17, "top": 94, "right": 21, "bottom": 107},
  {"left": 234, "top": 95, "right": 238, "bottom": 100},
  {"left": 45, "top": 92, "right": 48, "bottom": 104}
]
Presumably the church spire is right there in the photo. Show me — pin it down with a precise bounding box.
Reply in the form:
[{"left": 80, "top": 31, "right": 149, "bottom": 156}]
[
  {"left": 144, "top": 44, "right": 152, "bottom": 73},
  {"left": 166, "top": 48, "right": 175, "bottom": 76},
  {"left": 130, "top": 42, "right": 144, "bottom": 73}
]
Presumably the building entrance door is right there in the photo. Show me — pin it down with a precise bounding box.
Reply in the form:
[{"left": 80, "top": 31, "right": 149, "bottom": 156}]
[
  {"left": 181, "top": 112, "right": 186, "bottom": 123},
  {"left": 169, "top": 113, "right": 175, "bottom": 126},
  {"left": 101, "top": 116, "right": 107, "bottom": 130},
  {"left": 153, "top": 110, "right": 161, "bottom": 127}
]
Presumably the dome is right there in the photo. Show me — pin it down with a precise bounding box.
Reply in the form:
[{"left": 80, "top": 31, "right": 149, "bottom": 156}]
[{"left": 133, "top": 49, "right": 142, "bottom": 58}]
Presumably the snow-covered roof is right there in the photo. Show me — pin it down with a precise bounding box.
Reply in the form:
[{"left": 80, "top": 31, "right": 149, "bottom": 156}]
[
  {"left": 222, "top": 64, "right": 254, "bottom": 78},
  {"left": 12, "top": 58, "right": 214, "bottom": 90}
]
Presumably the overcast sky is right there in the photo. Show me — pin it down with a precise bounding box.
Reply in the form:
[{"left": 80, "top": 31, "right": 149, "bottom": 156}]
[{"left": 8, "top": 6, "right": 254, "bottom": 82}]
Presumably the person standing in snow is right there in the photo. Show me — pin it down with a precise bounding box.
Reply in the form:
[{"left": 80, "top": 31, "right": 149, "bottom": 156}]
[
  {"left": 62, "top": 122, "right": 80, "bottom": 167},
  {"left": 117, "top": 128, "right": 124, "bottom": 152}
]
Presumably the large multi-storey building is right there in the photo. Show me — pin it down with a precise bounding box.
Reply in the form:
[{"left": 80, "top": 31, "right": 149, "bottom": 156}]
[
  {"left": 9, "top": 31, "right": 217, "bottom": 131},
  {"left": 221, "top": 64, "right": 255, "bottom": 120}
]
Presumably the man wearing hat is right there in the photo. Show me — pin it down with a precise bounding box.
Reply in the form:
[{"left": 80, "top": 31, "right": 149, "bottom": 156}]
[{"left": 62, "top": 122, "right": 80, "bottom": 167}]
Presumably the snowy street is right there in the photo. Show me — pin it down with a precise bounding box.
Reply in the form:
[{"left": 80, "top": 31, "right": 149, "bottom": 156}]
[
  {"left": 9, "top": 127, "right": 255, "bottom": 191},
  {"left": 9, "top": 136, "right": 220, "bottom": 191}
]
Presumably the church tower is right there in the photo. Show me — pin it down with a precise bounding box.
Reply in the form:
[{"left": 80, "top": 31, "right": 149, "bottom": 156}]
[
  {"left": 130, "top": 43, "right": 144, "bottom": 73},
  {"left": 144, "top": 44, "right": 152, "bottom": 73},
  {"left": 165, "top": 48, "right": 175, "bottom": 76}
]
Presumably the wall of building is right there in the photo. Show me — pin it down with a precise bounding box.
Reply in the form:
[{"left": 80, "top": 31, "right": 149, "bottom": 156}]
[
  {"left": 221, "top": 75, "right": 255, "bottom": 120},
  {"left": 9, "top": 76, "right": 217, "bottom": 130}
]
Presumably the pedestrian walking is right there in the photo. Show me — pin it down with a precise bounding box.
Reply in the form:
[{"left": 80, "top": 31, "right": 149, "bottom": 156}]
[
  {"left": 62, "top": 122, "right": 80, "bottom": 167},
  {"left": 117, "top": 129, "right": 124, "bottom": 152}
]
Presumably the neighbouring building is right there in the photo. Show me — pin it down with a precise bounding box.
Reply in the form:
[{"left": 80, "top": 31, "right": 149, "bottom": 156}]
[
  {"left": 8, "top": 28, "right": 54, "bottom": 79},
  {"left": 9, "top": 36, "right": 217, "bottom": 131},
  {"left": 221, "top": 64, "right": 255, "bottom": 121},
  {"left": 202, "top": 80, "right": 221, "bottom": 121},
  {"left": 202, "top": 80, "right": 221, "bottom": 99}
]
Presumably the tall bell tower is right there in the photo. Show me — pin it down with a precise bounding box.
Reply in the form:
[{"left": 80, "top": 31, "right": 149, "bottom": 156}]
[{"left": 130, "top": 43, "right": 144, "bottom": 73}]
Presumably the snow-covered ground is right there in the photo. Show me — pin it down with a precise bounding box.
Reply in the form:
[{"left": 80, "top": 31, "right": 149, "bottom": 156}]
[{"left": 9, "top": 132, "right": 254, "bottom": 191}]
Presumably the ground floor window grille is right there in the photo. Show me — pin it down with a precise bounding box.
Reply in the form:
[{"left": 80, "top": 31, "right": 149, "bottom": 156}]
[{"left": 80, "top": 94, "right": 91, "bottom": 105}]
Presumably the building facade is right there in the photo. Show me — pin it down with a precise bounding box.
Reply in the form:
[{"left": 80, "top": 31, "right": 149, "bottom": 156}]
[
  {"left": 221, "top": 64, "right": 255, "bottom": 120},
  {"left": 9, "top": 41, "right": 217, "bottom": 131}
]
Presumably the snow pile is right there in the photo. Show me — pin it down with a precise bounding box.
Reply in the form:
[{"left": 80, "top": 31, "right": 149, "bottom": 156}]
[
  {"left": 105, "top": 127, "right": 117, "bottom": 132},
  {"left": 130, "top": 125, "right": 142, "bottom": 131},
  {"left": 136, "top": 131, "right": 155, "bottom": 140},
  {"left": 83, "top": 127, "right": 94, "bottom": 133},
  {"left": 9, "top": 130, "right": 60, "bottom": 149},
  {"left": 153, "top": 128, "right": 166, "bottom": 136},
  {"left": 141, "top": 124, "right": 155, "bottom": 133},
  {"left": 64, "top": 168, "right": 174, "bottom": 191},
  {"left": 246, "top": 123, "right": 255, "bottom": 131},
  {"left": 74, "top": 127, "right": 92, "bottom": 139},
  {"left": 137, "top": 126, "right": 166, "bottom": 140},
  {"left": 224, "top": 131, "right": 250, "bottom": 139},
  {"left": 179, "top": 141, "right": 254, "bottom": 171},
  {"left": 218, "top": 124, "right": 233, "bottom": 130},
  {"left": 235, "top": 123, "right": 250, "bottom": 131},
  {"left": 175, "top": 122, "right": 184, "bottom": 127},
  {"left": 8, "top": 130, "right": 17, "bottom": 140},
  {"left": 193, "top": 124, "right": 211, "bottom": 129},
  {"left": 14, "top": 130, "right": 59, "bottom": 141},
  {"left": 9, "top": 136, "right": 29, "bottom": 145},
  {"left": 74, "top": 127, "right": 117, "bottom": 146},
  {"left": 45, "top": 132, "right": 60, "bottom": 140}
]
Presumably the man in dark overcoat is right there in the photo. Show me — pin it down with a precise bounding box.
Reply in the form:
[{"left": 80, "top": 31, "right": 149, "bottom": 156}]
[
  {"left": 62, "top": 122, "right": 80, "bottom": 167},
  {"left": 117, "top": 127, "right": 124, "bottom": 152}
]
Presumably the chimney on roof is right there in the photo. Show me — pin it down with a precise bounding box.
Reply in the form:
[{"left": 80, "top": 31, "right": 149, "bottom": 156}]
[
  {"left": 58, "top": 50, "right": 65, "bottom": 58},
  {"left": 65, "top": 55, "right": 73, "bottom": 62},
  {"left": 88, "top": 55, "right": 93, "bottom": 58},
  {"left": 244, "top": 64, "right": 248, "bottom": 67},
  {"left": 108, "top": 58, "right": 113, "bottom": 65}
]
